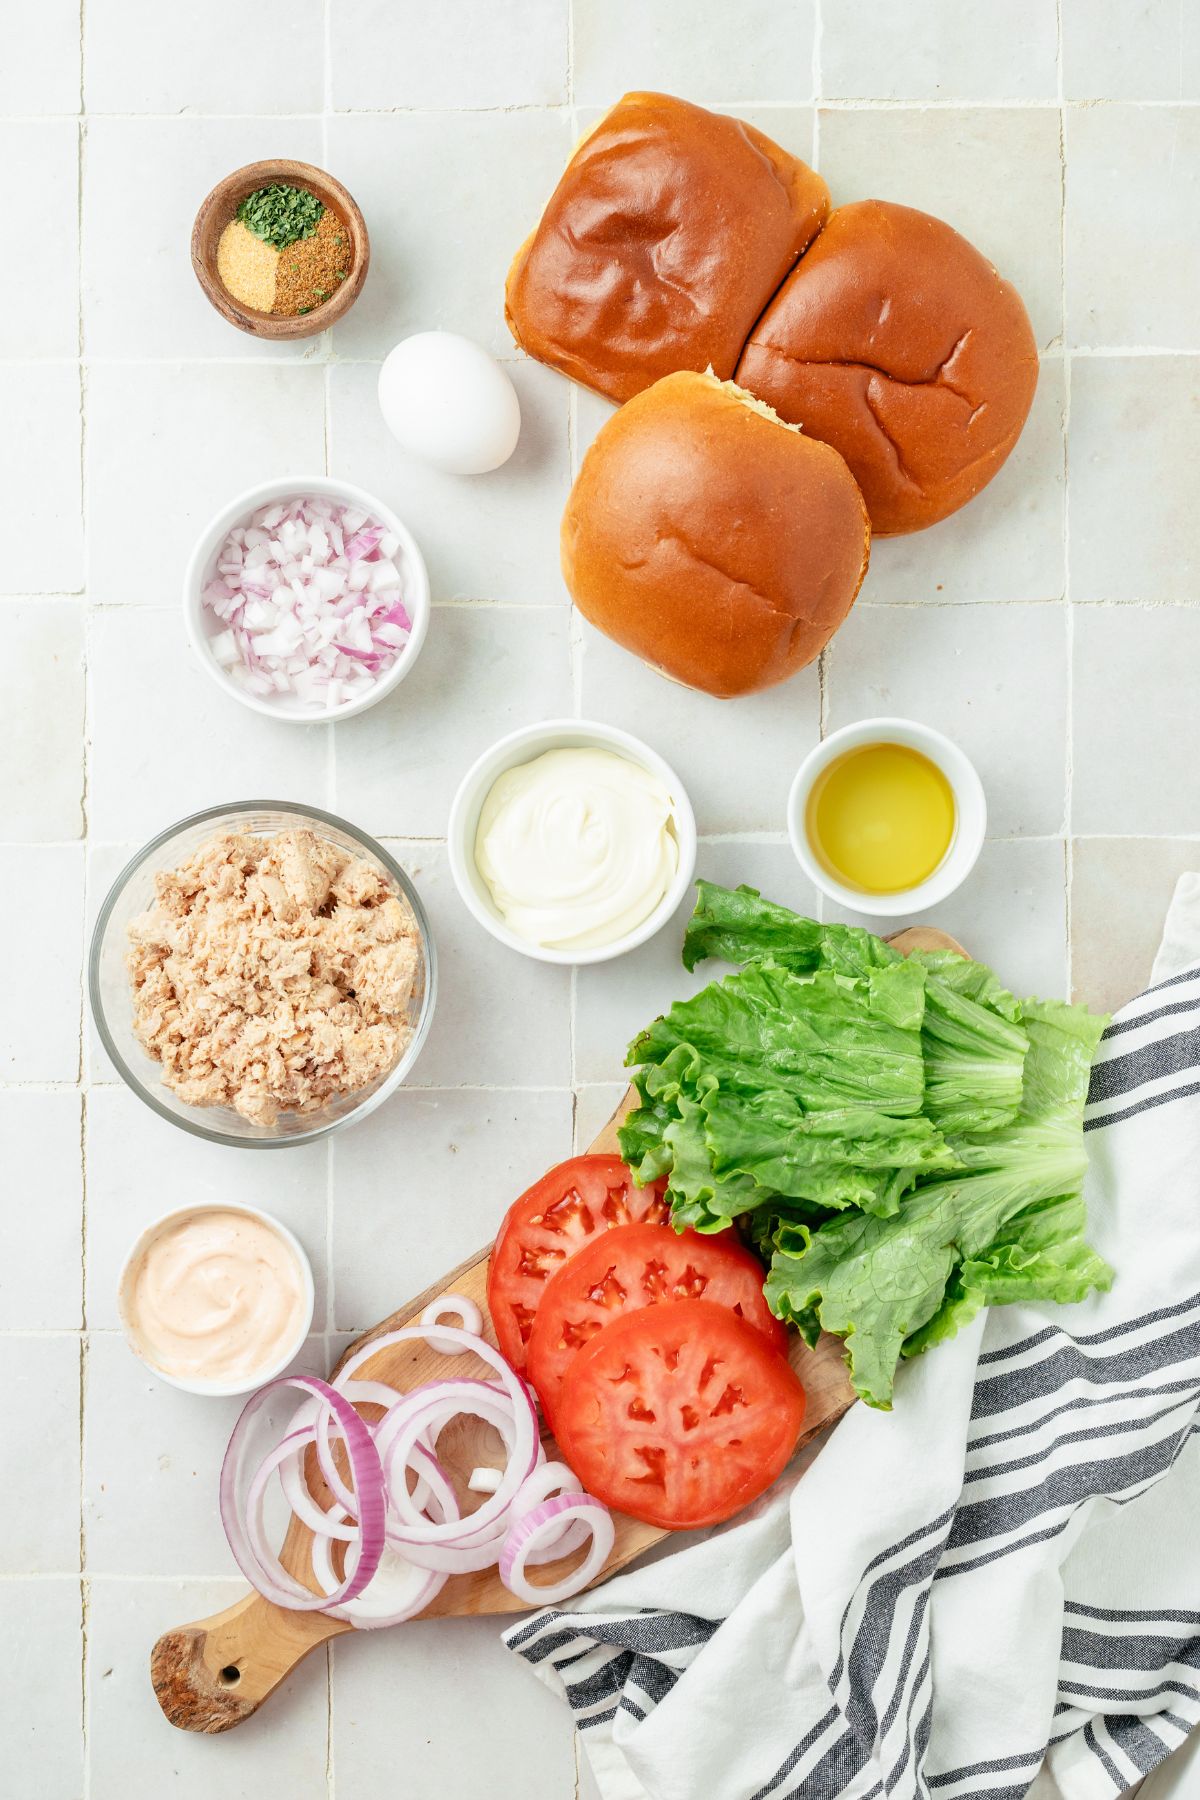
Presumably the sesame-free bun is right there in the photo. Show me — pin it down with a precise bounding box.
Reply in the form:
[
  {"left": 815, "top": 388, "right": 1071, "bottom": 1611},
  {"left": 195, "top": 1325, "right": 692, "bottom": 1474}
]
[
  {"left": 506, "top": 92, "right": 830, "bottom": 405},
  {"left": 735, "top": 200, "right": 1038, "bottom": 536},
  {"left": 561, "top": 372, "right": 871, "bottom": 699}
]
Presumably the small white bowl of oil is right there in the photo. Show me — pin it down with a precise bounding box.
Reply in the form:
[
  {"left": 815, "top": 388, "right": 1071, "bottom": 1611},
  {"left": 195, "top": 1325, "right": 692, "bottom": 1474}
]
[{"left": 787, "top": 718, "right": 986, "bottom": 918}]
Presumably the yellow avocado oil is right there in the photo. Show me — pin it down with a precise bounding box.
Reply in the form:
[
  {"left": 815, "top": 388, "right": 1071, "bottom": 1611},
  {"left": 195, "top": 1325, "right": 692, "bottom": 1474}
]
[{"left": 806, "top": 742, "right": 956, "bottom": 895}]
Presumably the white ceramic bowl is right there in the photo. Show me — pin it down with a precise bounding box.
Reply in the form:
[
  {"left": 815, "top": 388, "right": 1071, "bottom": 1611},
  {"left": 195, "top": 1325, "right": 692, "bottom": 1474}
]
[
  {"left": 447, "top": 719, "right": 697, "bottom": 965},
  {"left": 183, "top": 475, "right": 431, "bottom": 723},
  {"left": 787, "top": 717, "right": 987, "bottom": 918},
  {"left": 117, "top": 1201, "right": 315, "bottom": 1398}
]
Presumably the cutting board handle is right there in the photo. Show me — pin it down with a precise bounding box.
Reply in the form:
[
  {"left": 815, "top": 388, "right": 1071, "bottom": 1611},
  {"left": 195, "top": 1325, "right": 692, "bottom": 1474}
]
[{"left": 150, "top": 1592, "right": 347, "bottom": 1733}]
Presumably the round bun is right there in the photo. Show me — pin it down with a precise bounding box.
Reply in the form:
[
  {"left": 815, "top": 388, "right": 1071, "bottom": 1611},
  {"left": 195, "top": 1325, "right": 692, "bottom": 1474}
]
[
  {"left": 735, "top": 200, "right": 1038, "bottom": 536},
  {"left": 506, "top": 92, "right": 830, "bottom": 405},
  {"left": 561, "top": 372, "right": 871, "bottom": 699}
]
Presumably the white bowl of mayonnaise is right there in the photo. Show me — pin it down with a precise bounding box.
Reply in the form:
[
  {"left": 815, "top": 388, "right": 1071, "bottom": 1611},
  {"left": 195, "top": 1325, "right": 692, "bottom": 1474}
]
[
  {"left": 447, "top": 719, "right": 697, "bottom": 965},
  {"left": 117, "top": 1202, "right": 315, "bottom": 1397}
]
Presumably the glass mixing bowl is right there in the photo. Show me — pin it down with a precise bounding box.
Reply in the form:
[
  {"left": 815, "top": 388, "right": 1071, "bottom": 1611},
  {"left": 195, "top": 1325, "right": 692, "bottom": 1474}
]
[{"left": 89, "top": 801, "right": 436, "bottom": 1147}]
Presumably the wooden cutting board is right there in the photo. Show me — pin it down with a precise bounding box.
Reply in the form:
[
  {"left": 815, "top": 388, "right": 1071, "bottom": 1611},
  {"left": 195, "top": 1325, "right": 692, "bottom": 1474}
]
[{"left": 150, "top": 925, "right": 964, "bottom": 1734}]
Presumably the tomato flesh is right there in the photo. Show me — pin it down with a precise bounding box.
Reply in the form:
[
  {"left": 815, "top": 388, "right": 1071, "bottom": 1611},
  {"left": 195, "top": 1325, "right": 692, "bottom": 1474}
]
[
  {"left": 554, "top": 1299, "right": 806, "bottom": 1530},
  {"left": 528, "top": 1221, "right": 785, "bottom": 1426},
  {"left": 486, "top": 1155, "right": 669, "bottom": 1372}
]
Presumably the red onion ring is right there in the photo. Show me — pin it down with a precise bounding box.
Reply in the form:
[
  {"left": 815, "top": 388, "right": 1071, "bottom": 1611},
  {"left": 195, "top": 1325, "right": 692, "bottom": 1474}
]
[
  {"left": 499, "top": 1494, "right": 616, "bottom": 1607},
  {"left": 220, "top": 1376, "right": 386, "bottom": 1612}
]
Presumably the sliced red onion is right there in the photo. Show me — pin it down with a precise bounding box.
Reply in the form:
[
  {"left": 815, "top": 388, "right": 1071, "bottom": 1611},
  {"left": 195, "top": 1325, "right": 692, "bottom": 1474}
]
[
  {"left": 220, "top": 1305, "right": 614, "bottom": 1623},
  {"left": 511, "top": 1461, "right": 591, "bottom": 1565},
  {"left": 499, "top": 1494, "right": 616, "bottom": 1607},
  {"left": 311, "top": 1535, "right": 447, "bottom": 1628},
  {"left": 201, "top": 496, "right": 414, "bottom": 712},
  {"left": 220, "top": 1376, "right": 386, "bottom": 1612},
  {"left": 420, "top": 1293, "right": 484, "bottom": 1352}
]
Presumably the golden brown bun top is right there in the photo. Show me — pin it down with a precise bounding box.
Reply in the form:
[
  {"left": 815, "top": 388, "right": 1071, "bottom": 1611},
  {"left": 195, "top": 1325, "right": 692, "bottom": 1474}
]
[
  {"left": 734, "top": 199, "right": 1039, "bottom": 535},
  {"left": 561, "top": 372, "right": 870, "bottom": 699},
  {"left": 506, "top": 93, "right": 830, "bottom": 405}
]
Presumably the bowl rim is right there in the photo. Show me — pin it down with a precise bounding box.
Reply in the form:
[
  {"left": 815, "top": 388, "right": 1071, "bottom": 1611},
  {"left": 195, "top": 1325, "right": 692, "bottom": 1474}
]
[
  {"left": 446, "top": 717, "right": 698, "bottom": 965},
  {"left": 183, "top": 474, "right": 431, "bottom": 725},
  {"left": 116, "top": 1199, "right": 316, "bottom": 1397},
  {"left": 786, "top": 717, "right": 987, "bottom": 918},
  {"left": 191, "top": 157, "right": 369, "bottom": 340},
  {"left": 89, "top": 799, "right": 438, "bottom": 1148}
]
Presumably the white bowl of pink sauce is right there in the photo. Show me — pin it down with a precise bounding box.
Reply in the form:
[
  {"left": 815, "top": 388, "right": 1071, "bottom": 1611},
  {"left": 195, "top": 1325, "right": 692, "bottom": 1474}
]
[{"left": 117, "top": 1202, "right": 315, "bottom": 1398}]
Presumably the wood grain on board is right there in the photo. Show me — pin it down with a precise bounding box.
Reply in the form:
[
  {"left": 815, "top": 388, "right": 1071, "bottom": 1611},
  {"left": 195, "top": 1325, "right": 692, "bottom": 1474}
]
[{"left": 150, "top": 925, "right": 965, "bottom": 1732}]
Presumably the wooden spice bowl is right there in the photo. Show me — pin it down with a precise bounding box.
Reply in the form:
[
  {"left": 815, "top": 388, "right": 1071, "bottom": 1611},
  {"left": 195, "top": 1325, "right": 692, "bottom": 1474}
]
[{"left": 192, "top": 159, "right": 369, "bottom": 340}]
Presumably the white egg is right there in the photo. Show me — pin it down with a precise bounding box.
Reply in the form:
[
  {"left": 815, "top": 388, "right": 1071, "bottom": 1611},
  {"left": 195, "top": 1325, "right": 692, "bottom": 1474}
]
[{"left": 377, "top": 332, "right": 521, "bottom": 475}]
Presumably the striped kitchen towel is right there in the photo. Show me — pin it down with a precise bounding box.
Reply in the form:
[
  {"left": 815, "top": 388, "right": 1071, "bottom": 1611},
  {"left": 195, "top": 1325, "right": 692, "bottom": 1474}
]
[{"left": 505, "top": 882, "right": 1200, "bottom": 1800}]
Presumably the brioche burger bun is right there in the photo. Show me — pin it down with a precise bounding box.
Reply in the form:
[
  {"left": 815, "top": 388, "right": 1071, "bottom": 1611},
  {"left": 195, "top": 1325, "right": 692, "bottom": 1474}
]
[
  {"left": 506, "top": 92, "right": 830, "bottom": 405},
  {"left": 561, "top": 371, "right": 871, "bottom": 699},
  {"left": 735, "top": 199, "right": 1039, "bottom": 536}
]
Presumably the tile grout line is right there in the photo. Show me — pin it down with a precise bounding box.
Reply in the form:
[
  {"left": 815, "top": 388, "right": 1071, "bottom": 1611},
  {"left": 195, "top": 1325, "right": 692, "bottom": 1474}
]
[
  {"left": 565, "top": 0, "right": 582, "bottom": 1160},
  {"left": 5, "top": 99, "right": 1200, "bottom": 120},
  {"left": 1057, "top": 0, "right": 1076, "bottom": 1001},
  {"left": 322, "top": 10, "right": 337, "bottom": 1792},
  {"left": 76, "top": 0, "right": 92, "bottom": 1778},
  {"left": 1, "top": 346, "right": 1196, "bottom": 370}
]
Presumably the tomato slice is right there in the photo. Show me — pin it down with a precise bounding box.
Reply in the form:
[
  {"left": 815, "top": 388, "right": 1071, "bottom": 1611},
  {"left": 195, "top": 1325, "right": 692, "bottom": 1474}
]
[
  {"left": 528, "top": 1221, "right": 786, "bottom": 1426},
  {"left": 487, "top": 1155, "right": 670, "bottom": 1373},
  {"left": 554, "top": 1298, "right": 806, "bottom": 1530}
]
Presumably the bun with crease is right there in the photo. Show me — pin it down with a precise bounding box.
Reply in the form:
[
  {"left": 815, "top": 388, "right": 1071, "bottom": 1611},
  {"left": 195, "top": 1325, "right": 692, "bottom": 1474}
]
[
  {"left": 561, "top": 371, "right": 871, "bottom": 699},
  {"left": 734, "top": 199, "right": 1039, "bottom": 536},
  {"left": 505, "top": 92, "right": 830, "bottom": 406}
]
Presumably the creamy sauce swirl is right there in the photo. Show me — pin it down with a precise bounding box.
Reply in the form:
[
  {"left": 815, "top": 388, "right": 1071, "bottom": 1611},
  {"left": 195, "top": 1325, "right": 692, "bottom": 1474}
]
[
  {"left": 474, "top": 748, "right": 679, "bottom": 950},
  {"left": 122, "top": 1209, "right": 307, "bottom": 1385}
]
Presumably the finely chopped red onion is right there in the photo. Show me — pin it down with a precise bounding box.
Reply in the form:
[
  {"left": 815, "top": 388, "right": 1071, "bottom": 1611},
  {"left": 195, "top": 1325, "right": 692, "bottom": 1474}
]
[{"left": 202, "top": 494, "right": 414, "bottom": 710}]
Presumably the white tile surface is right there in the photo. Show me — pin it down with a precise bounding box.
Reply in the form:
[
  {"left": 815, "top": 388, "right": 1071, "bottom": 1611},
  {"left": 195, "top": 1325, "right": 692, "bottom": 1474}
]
[
  {"left": 578, "top": 618, "right": 821, "bottom": 834},
  {"left": 862, "top": 361, "right": 1066, "bottom": 604},
  {"left": 325, "top": 109, "right": 570, "bottom": 359},
  {"left": 0, "top": 123, "right": 78, "bottom": 357},
  {"left": 331, "top": 0, "right": 569, "bottom": 109},
  {"left": 3, "top": 8, "right": 1199, "bottom": 1799},
  {"left": 0, "top": 365, "right": 83, "bottom": 594},
  {"left": 1067, "top": 357, "right": 1200, "bottom": 603},
  {"left": 86, "top": 1578, "right": 330, "bottom": 1800},
  {"left": 82, "top": 118, "right": 326, "bottom": 358},
  {"left": 0, "top": 601, "right": 85, "bottom": 840},
  {"left": 331, "top": 1613, "right": 576, "bottom": 1798},
  {"left": 1072, "top": 604, "right": 1200, "bottom": 836},
  {"left": 334, "top": 608, "right": 572, "bottom": 835},
  {"left": 0, "top": 844, "right": 83, "bottom": 1081},
  {"left": 817, "top": 105, "right": 1064, "bottom": 350},
  {"left": 824, "top": 836, "right": 1069, "bottom": 999},
  {"left": 330, "top": 358, "right": 573, "bottom": 603},
  {"left": 821, "top": 0, "right": 1058, "bottom": 100},
  {"left": 83, "top": 841, "right": 135, "bottom": 1082},
  {"left": 0, "top": 1090, "right": 83, "bottom": 1329},
  {"left": 1066, "top": 106, "right": 1200, "bottom": 349},
  {"left": 331, "top": 1086, "right": 572, "bottom": 1329},
  {"left": 0, "top": 0, "right": 79, "bottom": 113},
  {"left": 573, "top": 0, "right": 816, "bottom": 104},
  {"left": 0, "top": 1580, "right": 84, "bottom": 1800},
  {"left": 86, "top": 361, "right": 327, "bottom": 603},
  {"left": 1061, "top": 0, "right": 1200, "bottom": 99},
  {"left": 87, "top": 607, "right": 330, "bottom": 840},
  {"left": 0, "top": 1336, "right": 81, "bottom": 1572},
  {"left": 380, "top": 841, "right": 573, "bottom": 1088},
  {"left": 84, "top": 1083, "right": 331, "bottom": 1330},
  {"left": 825, "top": 602, "right": 1069, "bottom": 838},
  {"left": 84, "top": 1332, "right": 326, "bottom": 1577},
  {"left": 575, "top": 840, "right": 820, "bottom": 1083},
  {"left": 84, "top": 0, "right": 326, "bottom": 114}
]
